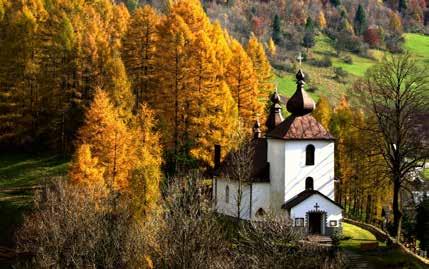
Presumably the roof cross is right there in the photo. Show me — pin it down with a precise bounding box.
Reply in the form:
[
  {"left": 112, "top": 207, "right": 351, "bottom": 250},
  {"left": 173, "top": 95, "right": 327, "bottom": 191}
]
[
  {"left": 297, "top": 52, "right": 303, "bottom": 67},
  {"left": 314, "top": 203, "right": 320, "bottom": 211}
]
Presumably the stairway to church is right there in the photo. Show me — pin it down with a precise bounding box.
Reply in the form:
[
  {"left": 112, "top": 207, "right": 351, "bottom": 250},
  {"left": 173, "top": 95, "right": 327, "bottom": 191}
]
[{"left": 343, "top": 250, "right": 374, "bottom": 269}]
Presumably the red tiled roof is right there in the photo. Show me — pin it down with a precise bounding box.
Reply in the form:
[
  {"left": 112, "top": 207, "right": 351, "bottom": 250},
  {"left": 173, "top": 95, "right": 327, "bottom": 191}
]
[{"left": 267, "top": 114, "right": 334, "bottom": 140}]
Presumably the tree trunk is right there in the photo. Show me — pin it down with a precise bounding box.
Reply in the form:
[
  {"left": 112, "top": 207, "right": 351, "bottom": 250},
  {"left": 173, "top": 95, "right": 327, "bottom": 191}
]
[{"left": 392, "top": 178, "right": 402, "bottom": 241}]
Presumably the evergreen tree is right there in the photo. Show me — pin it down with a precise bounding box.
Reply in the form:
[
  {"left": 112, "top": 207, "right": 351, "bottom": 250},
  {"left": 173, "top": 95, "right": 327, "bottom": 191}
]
[
  {"left": 272, "top": 14, "right": 281, "bottom": 45},
  {"left": 417, "top": 195, "right": 429, "bottom": 251},
  {"left": 330, "top": 0, "right": 341, "bottom": 7},
  {"left": 305, "top": 16, "right": 314, "bottom": 32},
  {"left": 399, "top": 0, "right": 407, "bottom": 12},
  {"left": 354, "top": 4, "right": 367, "bottom": 36}
]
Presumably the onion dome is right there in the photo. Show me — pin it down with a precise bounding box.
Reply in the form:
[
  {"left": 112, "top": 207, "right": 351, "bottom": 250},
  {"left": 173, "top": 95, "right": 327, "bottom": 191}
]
[
  {"left": 265, "top": 89, "right": 284, "bottom": 131},
  {"left": 286, "top": 70, "right": 315, "bottom": 116},
  {"left": 253, "top": 119, "right": 262, "bottom": 139}
]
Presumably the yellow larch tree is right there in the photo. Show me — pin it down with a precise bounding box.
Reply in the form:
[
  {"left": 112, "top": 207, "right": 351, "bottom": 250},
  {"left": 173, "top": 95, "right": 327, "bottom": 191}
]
[
  {"left": 169, "top": 0, "right": 211, "bottom": 34},
  {"left": 226, "top": 39, "right": 262, "bottom": 128},
  {"left": 69, "top": 143, "right": 106, "bottom": 195},
  {"left": 313, "top": 95, "right": 333, "bottom": 130},
  {"left": 209, "top": 21, "right": 233, "bottom": 78},
  {"left": 154, "top": 12, "right": 194, "bottom": 165},
  {"left": 129, "top": 104, "right": 163, "bottom": 217},
  {"left": 76, "top": 88, "right": 133, "bottom": 191},
  {"left": 122, "top": 5, "right": 160, "bottom": 107},
  {"left": 317, "top": 10, "right": 327, "bottom": 29},
  {"left": 246, "top": 34, "right": 274, "bottom": 100},
  {"left": 267, "top": 37, "right": 276, "bottom": 57},
  {"left": 103, "top": 56, "right": 134, "bottom": 121},
  {"left": 188, "top": 31, "right": 238, "bottom": 165}
]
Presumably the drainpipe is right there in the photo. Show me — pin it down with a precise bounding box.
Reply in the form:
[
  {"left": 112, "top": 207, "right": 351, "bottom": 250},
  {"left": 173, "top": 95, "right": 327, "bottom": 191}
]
[{"left": 249, "top": 183, "right": 253, "bottom": 219}]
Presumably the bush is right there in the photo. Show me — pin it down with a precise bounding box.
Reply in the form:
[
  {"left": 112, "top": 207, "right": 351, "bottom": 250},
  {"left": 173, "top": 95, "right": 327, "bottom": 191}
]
[
  {"left": 307, "top": 85, "right": 318, "bottom": 93},
  {"left": 309, "top": 56, "right": 332, "bottom": 68},
  {"left": 333, "top": 67, "right": 348, "bottom": 83},
  {"left": 342, "top": 55, "right": 353, "bottom": 64},
  {"left": 16, "top": 180, "right": 151, "bottom": 268},
  {"left": 233, "top": 213, "right": 345, "bottom": 268}
]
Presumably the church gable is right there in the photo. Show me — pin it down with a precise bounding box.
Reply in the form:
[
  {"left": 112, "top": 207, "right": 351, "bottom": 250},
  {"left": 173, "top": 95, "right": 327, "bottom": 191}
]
[{"left": 282, "top": 190, "right": 343, "bottom": 211}]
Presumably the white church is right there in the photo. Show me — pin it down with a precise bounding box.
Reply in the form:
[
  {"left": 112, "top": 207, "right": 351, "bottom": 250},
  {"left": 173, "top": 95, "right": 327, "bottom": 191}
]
[{"left": 213, "top": 69, "right": 343, "bottom": 236}]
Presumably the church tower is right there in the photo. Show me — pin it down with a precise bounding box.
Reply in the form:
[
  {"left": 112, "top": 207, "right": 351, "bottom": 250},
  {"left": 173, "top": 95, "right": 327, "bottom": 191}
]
[{"left": 266, "top": 69, "right": 335, "bottom": 211}]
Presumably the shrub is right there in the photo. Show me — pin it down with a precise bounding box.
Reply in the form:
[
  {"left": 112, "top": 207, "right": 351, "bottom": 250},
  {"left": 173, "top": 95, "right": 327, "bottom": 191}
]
[
  {"left": 233, "top": 213, "right": 345, "bottom": 268},
  {"left": 342, "top": 55, "right": 353, "bottom": 64},
  {"left": 16, "top": 180, "right": 151, "bottom": 268},
  {"left": 333, "top": 67, "right": 348, "bottom": 83},
  {"left": 309, "top": 56, "right": 332, "bottom": 67}
]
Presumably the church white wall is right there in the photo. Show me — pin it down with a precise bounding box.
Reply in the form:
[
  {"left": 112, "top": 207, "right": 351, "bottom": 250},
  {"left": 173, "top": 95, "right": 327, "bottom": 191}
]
[
  {"left": 250, "top": 183, "right": 271, "bottom": 219},
  {"left": 215, "top": 178, "right": 251, "bottom": 220},
  {"left": 290, "top": 194, "right": 342, "bottom": 227},
  {"left": 284, "top": 140, "right": 335, "bottom": 202},
  {"left": 267, "top": 139, "right": 286, "bottom": 213},
  {"left": 214, "top": 179, "right": 271, "bottom": 220}
]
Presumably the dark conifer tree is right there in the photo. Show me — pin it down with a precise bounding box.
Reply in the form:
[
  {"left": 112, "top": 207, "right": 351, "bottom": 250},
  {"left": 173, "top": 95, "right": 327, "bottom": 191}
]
[
  {"left": 354, "top": 4, "right": 367, "bottom": 36},
  {"left": 272, "top": 14, "right": 281, "bottom": 45}
]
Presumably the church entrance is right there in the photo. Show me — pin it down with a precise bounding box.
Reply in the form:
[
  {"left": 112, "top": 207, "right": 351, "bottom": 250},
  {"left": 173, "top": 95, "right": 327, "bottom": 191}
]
[{"left": 308, "top": 212, "right": 322, "bottom": 234}]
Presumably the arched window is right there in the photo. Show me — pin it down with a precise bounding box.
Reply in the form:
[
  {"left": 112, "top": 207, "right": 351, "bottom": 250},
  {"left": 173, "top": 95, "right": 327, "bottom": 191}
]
[
  {"left": 225, "top": 185, "right": 229, "bottom": 203},
  {"left": 305, "top": 177, "right": 314, "bottom": 190},
  {"left": 256, "top": 208, "right": 266, "bottom": 217},
  {"left": 306, "top": 144, "right": 315, "bottom": 165}
]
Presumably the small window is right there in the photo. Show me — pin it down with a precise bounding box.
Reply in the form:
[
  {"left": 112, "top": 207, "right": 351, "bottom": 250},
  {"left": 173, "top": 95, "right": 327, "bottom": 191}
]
[
  {"left": 295, "top": 218, "right": 304, "bottom": 227},
  {"left": 305, "top": 177, "right": 314, "bottom": 190},
  {"left": 329, "top": 220, "right": 338, "bottom": 227},
  {"left": 225, "top": 185, "right": 229, "bottom": 203},
  {"left": 256, "top": 208, "right": 266, "bottom": 217},
  {"left": 306, "top": 144, "right": 315, "bottom": 165}
]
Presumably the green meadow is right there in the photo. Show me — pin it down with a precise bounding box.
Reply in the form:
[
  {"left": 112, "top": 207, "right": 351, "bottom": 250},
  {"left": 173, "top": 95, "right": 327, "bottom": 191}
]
[{"left": 276, "top": 33, "right": 429, "bottom": 104}]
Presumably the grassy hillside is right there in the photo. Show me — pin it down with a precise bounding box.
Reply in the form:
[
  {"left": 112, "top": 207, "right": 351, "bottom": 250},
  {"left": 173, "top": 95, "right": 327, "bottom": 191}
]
[
  {"left": 0, "top": 153, "right": 69, "bottom": 246},
  {"left": 275, "top": 33, "right": 429, "bottom": 104}
]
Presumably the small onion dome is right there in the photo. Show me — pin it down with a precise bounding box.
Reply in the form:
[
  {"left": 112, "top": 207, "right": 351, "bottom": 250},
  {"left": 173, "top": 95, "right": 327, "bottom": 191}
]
[
  {"left": 286, "top": 69, "right": 315, "bottom": 116},
  {"left": 265, "top": 90, "right": 284, "bottom": 131},
  {"left": 253, "top": 119, "right": 262, "bottom": 139}
]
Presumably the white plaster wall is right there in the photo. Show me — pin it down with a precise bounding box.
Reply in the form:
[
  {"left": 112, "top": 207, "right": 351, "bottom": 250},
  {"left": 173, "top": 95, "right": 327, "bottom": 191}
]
[
  {"left": 290, "top": 194, "right": 342, "bottom": 227},
  {"left": 215, "top": 179, "right": 251, "bottom": 220},
  {"left": 267, "top": 139, "right": 286, "bottom": 213},
  {"left": 284, "top": 140, "right": 335, "bottom": 202},
  {"left": 250, "top": 183, "right": 271, "bottom": 219},
  {"left": 215, "top": 179, "right": 271, "bottom": 220}
]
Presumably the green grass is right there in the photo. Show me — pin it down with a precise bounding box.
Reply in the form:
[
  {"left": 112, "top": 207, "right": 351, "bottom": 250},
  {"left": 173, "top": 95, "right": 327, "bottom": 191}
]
[
  {"left": 341, "top": 223, "right": 425, "bottom": 269},
  {"left": 275, "top": 33, "right": 429, "bottom": 106},
  {"left": 0, "top": 153, "right": 69, "bottom": 189},
  {"left": 0, "top": 152, "right": 70, "bottom": 246},
  {"left": 404, "top": 33, "right": 429, "bottom": 65},
  {"left": 341, "top": 222, "right": 381, "bottom": 250},
  {"left": 423, "top": 168, "right": 429, "bottom": 180}
]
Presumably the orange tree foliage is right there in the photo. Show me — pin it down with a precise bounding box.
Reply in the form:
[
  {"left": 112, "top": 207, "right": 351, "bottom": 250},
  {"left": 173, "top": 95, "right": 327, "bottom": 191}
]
[
  {"left": 226, "top": 39, "right": 263, "bottom": 128},
  {"left": 246, "top": 34, "right": 273, "bottom": 102},
  {"left": 122, "top": 5, "right": 161, "bottom": 108},
  {"left": 76, "top": 89, "right": 133, "bottom": 191}
]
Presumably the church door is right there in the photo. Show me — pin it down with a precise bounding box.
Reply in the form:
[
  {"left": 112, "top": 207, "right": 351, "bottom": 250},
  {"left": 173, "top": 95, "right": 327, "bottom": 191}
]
[{"left": 308, "top": 212, "right": 322, "bottom": 234}]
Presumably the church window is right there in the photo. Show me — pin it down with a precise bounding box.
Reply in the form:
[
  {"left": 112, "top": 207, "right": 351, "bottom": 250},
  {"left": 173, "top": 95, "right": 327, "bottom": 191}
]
[
  {"left": 305, "top": 177, "right": 314, "bottom": 190},
  {"left": 305, "top": 144, "right": 315, "bottom": 165},
  {"left": 329, "top": 220, "right": 338, "bottom": 227},
  {"left": 225, "top": 185, "right": 229, "bottom": 203},
  {"left": 295, "top": 218, "right": 304, "bottom": 227}
]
